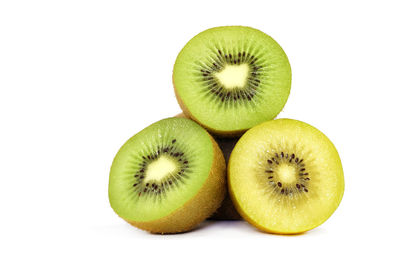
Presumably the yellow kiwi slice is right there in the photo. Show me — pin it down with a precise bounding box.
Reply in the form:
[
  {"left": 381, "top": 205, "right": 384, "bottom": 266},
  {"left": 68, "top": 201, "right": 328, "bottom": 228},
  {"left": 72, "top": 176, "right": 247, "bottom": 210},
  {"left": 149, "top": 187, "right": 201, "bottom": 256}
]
[
  {"left": 228, "top": 119, "right": 344, "bottom": 234},
  {"left": 109, "top": 118, "right": 226, "bottom": 234}
]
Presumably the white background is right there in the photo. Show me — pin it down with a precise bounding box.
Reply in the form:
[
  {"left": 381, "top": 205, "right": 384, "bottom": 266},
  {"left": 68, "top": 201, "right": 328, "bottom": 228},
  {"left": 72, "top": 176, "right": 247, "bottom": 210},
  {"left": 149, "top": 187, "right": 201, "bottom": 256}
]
[{"left": 1, "top": 0, "right": 399, "bottom": 266}]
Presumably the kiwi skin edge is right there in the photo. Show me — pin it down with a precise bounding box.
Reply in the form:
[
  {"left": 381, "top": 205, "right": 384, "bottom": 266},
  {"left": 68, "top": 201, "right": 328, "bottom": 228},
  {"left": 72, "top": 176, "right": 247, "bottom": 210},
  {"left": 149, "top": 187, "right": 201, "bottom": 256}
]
[
  {"left": 227, "top": 161, "right": 311, "bottom": 235},
  {"left": 209, "top": 137, "right": 241, "bottom": 220},
  {"left": 127, "top": 132, "right": 226, "bottom": 234},
  {"left": 176, "top": 113, "right": 241, "bottom": 220},
  {"left": 173, "top": 83, "right": 245, "bottom": 137}
]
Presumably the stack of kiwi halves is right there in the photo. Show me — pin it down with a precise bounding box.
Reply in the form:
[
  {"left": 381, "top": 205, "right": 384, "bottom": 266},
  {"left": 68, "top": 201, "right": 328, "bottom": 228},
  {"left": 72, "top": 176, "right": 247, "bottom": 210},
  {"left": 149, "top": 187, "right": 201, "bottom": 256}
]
[{"left": 109, "top": 26, "right": 345, "bottom": 234}]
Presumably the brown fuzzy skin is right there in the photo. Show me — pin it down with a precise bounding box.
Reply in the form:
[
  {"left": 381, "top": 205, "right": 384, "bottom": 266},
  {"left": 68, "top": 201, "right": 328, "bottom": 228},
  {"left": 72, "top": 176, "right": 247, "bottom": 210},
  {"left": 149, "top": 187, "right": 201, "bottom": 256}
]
[
  {"left": 174, "top": 112, "right": 187, "bottom": 118},
  {"left": 175, "top": 113, "right": 242, "bottom": 220},
  {"left": 209, "top": 137, "right": 242, "bottom": 220},
  {"left": 128, "top": 134, "right": 226, "bottom": 234},
  {"left": 175, "top": 113, "right": 241, "bottom": 220},
  {"left": 173, "top": 82, "right": 245, "bottom": 137}
]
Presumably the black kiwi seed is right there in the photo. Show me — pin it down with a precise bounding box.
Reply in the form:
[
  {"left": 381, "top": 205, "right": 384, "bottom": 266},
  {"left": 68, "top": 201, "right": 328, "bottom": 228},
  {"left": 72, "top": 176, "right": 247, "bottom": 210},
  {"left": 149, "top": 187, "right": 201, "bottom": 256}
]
[
  {"left": 132, "top": 145, "right": 193, "bottom": 197},
  {"left": 200, "top": 50, "right": 263, "bottom": 104},
  {"left": 264, "top": 151, "right": 312, "bottom": 197}
]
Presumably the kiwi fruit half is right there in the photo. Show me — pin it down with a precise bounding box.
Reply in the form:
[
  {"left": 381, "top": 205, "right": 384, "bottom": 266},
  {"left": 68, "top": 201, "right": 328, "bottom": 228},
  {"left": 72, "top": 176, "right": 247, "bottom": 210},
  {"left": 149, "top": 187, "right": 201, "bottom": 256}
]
[
  {"left": 228, "top": 119, "right": 344, "bottom": 234},
  {"left": 173, "top": 26, "right": 291, "bottom": 136},
  {"left": 109, "top": 117, "right": 226, "bottom": 234}
]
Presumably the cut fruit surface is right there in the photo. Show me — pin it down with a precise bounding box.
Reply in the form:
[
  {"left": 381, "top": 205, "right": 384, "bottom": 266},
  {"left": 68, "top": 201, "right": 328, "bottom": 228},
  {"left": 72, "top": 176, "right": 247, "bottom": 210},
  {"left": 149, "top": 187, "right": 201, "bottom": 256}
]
[
  {"left": 109, "top": 118, "right": 226, "bottom": 233},
  {"left": 173, "top": 26, "right": 291, "bottom": 135},
  {"left": 228, "top": 119, "right": 344, "bottom": 234}
]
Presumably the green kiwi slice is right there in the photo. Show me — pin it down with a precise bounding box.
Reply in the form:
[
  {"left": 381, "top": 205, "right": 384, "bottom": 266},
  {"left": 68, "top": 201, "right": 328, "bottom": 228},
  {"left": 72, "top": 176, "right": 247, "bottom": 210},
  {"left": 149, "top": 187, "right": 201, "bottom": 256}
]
[
  {"left": 173, "top": 26, "right": 291, "bottom": 135},
  {"left": 109, "top": 118, "right": 226, "bottom": 234}
]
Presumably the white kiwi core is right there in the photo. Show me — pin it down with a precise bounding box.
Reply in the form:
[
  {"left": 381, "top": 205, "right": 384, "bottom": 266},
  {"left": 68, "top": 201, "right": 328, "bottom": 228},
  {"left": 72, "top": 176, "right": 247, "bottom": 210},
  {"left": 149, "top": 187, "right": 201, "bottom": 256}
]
[
  {"left": 276, "top": 164, "right": 297, "bottom": 184},
  {"left": 145, "top": 156, "right": 177, "bottom": 182},
  {"left": 214, "top": 64, "right": 249, "bottom": 89}
]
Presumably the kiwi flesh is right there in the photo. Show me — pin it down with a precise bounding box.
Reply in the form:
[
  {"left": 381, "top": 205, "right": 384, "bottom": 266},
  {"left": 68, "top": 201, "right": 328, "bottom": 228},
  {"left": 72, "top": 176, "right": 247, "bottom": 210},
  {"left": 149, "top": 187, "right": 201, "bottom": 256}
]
[
  {"left": 228, "top": 119, "right": 344, "bottom": 234},
  {"left": 173, "top": 26, "right": 291, "bottom": 136},
  {"left": 109, "top": 117, "right": 226, "bottom": 234}
]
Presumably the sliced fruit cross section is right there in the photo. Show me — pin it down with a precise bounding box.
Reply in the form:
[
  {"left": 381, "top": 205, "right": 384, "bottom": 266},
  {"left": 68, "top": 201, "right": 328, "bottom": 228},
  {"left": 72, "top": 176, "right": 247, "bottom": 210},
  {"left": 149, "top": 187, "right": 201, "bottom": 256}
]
[
  {"left": 228, "top": 119, "right": 344, "bottom": 234},
  {"left": 173, "top": 26, "right": 291, "bottom": 135},
  {"left": 109, "top": 117, "right": 226, "bottom": 234}
]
